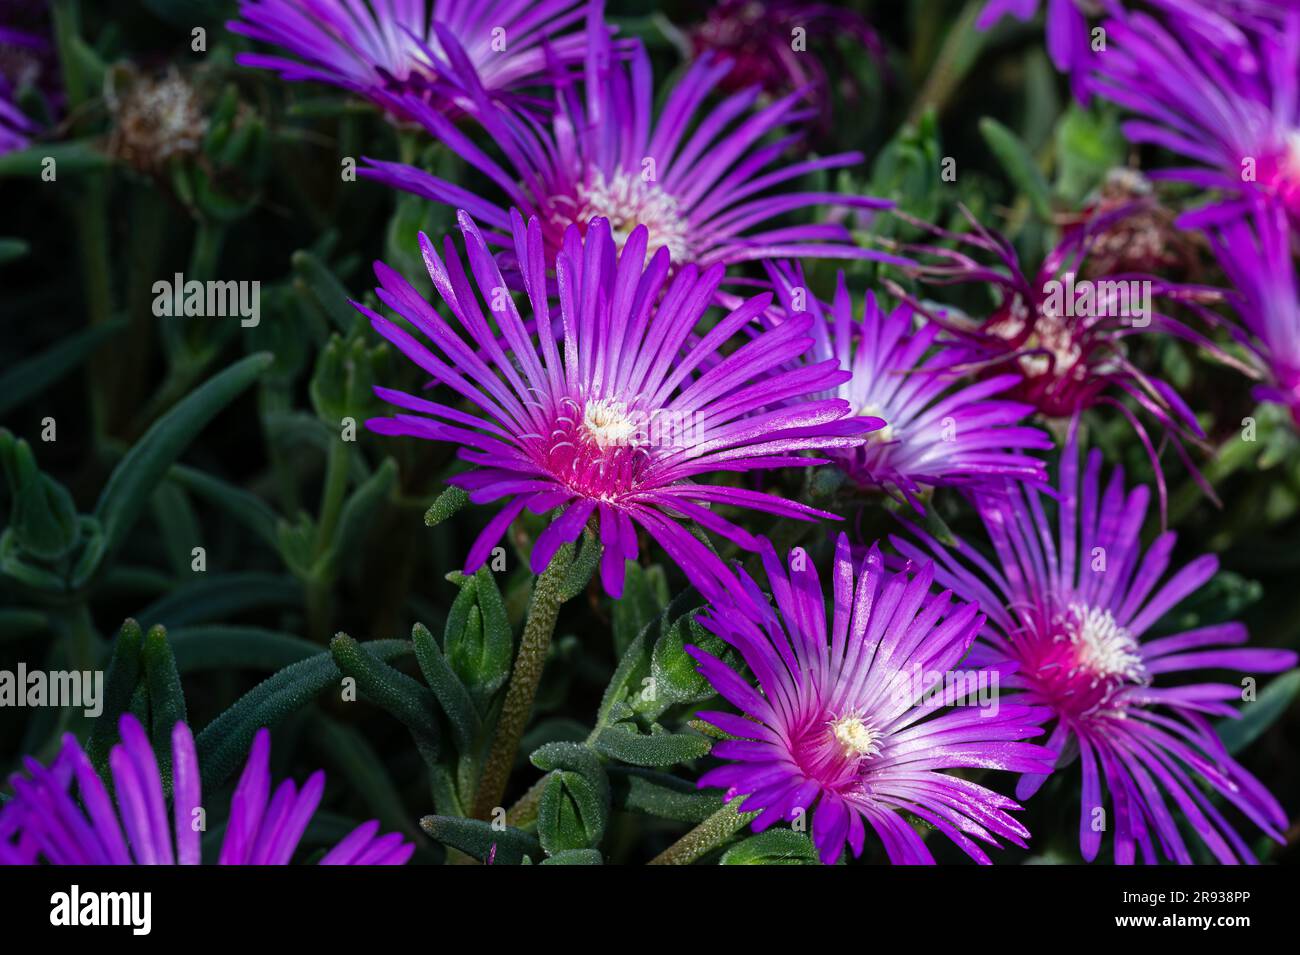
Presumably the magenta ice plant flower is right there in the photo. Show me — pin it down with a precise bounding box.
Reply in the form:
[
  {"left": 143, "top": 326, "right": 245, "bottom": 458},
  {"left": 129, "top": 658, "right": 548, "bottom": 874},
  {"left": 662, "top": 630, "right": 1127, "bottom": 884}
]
[
  {"left": 361, "top": 0, "right": 899, "bottom": 275},
  {"left": 0, "top": 715, "right": 415, "bottom": 865},
  {"left": 361, "top": 209, "right": 876, "bottom": 599},
  {"left": 687, "top": 533, "right": 1055, "bottom": 864},
  {"left": 228, "top": 0, "right": 590, "bottom": 116},
  {"left": 1087, "top": 5, "right": 1300, "bottom": 230},
  {"left": 893, "top": 427, "right": 1297, "bottom": 863},
  {"left": 762, "top": 263, "right": 1051, "bottom": 505}
]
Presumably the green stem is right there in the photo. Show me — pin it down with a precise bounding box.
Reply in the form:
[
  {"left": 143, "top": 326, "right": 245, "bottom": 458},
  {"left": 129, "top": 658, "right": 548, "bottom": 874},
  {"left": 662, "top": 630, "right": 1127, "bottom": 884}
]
[
  {"left": 908, "top": 0, "right": 987, "bottom": 127},
  {"left": 306, "top": 440, "right": 351, "bottom": 640},
  {"left": 187, "top": 220, "right": 227, "bottom": 283},
  {"left": 315, "top": 439, "right": 351, "bottom": 554},
  {"left": 648, "top": 800, "right": 755, "bottom": 866},
  {"left": 471, "top": 545, "right": 575, "bottom": 819},
  {"left": 50, "top": 0, "right": 87, "bottom": 109}
]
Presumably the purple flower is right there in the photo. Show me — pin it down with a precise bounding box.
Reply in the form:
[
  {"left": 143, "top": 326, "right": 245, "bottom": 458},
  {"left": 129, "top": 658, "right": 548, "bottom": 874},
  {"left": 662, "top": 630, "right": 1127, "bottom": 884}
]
[
  {"left": 1209, "top": 199, "right": 1300, "bottom": 425},
  {"left": 893, "top": 427, "right": 1297, "bottom": 863},
  {"left": 979, "top": 1, "right": 1271, "bottom": 104},
  {"left": 687, "top": 0, "right": 885, "bottom": 131},
  {"left": 763, "top": 263, "right": 1051, "bottom": 505},
  {"left": 902, "top": 203, "right": 1228, "bottom": 512},
  {"left": 1, "top": 715, "right": 414, "bottom": 865},
  {"left": 687, "top": 534, "right": 1054, "bottom": 864},
  {"left": 227, "top": 0, "right": 590, "bottom": 116},
  {"left": 361, "top": 0, "right": 898, "bottom": 274},
  {"left": 1087, "top": 6, "right": 1300, "bottom": 230},
  {"left": 361, "top": 209, "right": 874, "bottom": 599}
]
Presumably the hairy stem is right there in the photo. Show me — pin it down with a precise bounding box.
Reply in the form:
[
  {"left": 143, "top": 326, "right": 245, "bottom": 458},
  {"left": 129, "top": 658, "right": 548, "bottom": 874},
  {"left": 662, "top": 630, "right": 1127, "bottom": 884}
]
[
  {"left": 648, "top": 799, "right": 755, "bottom": 866},
  {"left": 472, "top": 545, "right": 574, "bottom": 819}
]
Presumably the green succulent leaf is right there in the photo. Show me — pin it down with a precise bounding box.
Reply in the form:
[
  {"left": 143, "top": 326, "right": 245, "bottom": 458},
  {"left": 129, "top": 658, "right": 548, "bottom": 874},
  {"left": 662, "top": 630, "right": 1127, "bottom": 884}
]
[
  {"left": 1216, "top": 670, "right": 1300, "bottom": 755},
  {"left": 411, "top": 621, "right": 481, "bottom": 756},
  {"left": 538, "top": 848, "right": 603, "bottom": 865},
  {"left": 94, "top": 353, "right": 272, "bottom": 567},
  {"left": 0, "top": 321, "right": 125, "bottom": 417},
  {"left": 720, "top": 830, "right": 820, "bottom": 865},
  {"left": 330, "top": 633, "right": 440, "bottom": 759},
  {"left": 419, "top": 814, "right": 539, "bottom": 865},
  {"left": 538, "top": 770, "right": 607, "bottom": 855},
  {"left": 86, "top": 619, "right": 146, "bottom": 774},
  {"left": 195, "top": 639, "right": 410, "bottom": 788},
  {"left": 593, "top": 722, "right": 712, "bottom": 767},
  {"left": 609, "top": 766, "right": 724, "bottom": 823}
]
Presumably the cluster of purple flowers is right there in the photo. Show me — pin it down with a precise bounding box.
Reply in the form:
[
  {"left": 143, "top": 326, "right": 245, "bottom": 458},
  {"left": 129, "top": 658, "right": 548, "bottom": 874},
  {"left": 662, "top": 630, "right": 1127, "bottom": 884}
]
[{"left": 4, "top": 0, "right": 1295, "bottom": 867}]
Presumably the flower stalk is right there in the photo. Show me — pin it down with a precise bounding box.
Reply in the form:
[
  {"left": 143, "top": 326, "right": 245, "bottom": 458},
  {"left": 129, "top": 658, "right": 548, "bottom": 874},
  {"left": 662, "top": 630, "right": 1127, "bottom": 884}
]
[
  {"left": 471, "top": 542, "right": 574, "bottom": 820},
  {"left": 648, "top": 800, "right": 755, "bottom": 866}
]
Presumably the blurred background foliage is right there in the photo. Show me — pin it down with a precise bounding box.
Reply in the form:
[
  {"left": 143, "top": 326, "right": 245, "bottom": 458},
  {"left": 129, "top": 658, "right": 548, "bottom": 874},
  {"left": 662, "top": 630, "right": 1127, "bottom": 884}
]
[{"left": 1, "top": 0, "right": 1296, "bottom": 864}]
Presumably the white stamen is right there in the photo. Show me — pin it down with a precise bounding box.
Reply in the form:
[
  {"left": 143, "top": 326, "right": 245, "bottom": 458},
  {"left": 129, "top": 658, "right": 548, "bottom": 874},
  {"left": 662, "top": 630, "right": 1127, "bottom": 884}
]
[
  {"left": 570, "top": 169, "right": 692, "bottom": 265},
  {"left": 1066, "top": 603, "right": 1148, "bottom": 685},
  {"left": 582, "top": 398, "right": 638, "bottom": 448},
  {"left": 828, "top": 714, "right": 882, "bottom": 759}
]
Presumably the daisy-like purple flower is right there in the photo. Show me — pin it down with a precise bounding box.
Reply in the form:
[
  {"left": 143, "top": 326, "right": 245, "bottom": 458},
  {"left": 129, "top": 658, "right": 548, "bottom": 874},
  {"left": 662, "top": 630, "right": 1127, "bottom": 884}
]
[
  {"left": 361, "top": 209, "right": 874, "bottom": 599},
  {"left": 762, "top": 263, "right": 1051, "bottom": 505},
  {"left": 1087, "top": 6, "right": 1300, "bottom": 230},
  {"left": 361, "top": 0, "right": 897, "bottom": 274},
  {"left": 979, "top": 1, "right": 1270, "bottom": 104},
  {"left": 227, "top": 0, "right": 589, "bottom": 115},
  {"left": 902, "top": 203, "right": 1228, "bottom": 511},
  {"left": 1209, "top": 199, "right": 1300, "bottom": 425},
  {"left": 1, "top": 715, "right": 414, "bottom": 865},
  {"left": 687, "top": 534, "right": 1054, "bottom": 865},
  {"left": 892, "top": 427, "right": 1297, "bottom": 864}
]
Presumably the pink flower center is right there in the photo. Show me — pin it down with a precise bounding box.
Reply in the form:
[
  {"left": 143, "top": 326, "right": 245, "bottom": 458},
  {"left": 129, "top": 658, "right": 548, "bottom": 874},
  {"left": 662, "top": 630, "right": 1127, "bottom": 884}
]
[
  {"left": 788, "top": 709, "right": 883, "bottom": 793},
  {"left": 528, "top": 396, "right": 655, "bottom": 500},
  {"left": 1256, "top": 133, "right": 1300, "bottom": 220},
  {"left": 549, "top": 169, "right": 692, "bottom": 265},
  {"left": 1029, "top": 603, "right": 1148, "bottom": 717}
]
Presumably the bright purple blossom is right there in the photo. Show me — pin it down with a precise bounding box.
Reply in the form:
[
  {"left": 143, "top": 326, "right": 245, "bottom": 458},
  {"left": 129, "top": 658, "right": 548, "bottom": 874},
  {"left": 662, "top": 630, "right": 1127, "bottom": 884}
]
[
  {"left": 978, "top": 1, "right": 1272, "bottom": 104},
  {"left": 228, "top": 0, "right": 590, "bottom": 116},
  {"left": 1209, "top": 199, "right": 1300, "bottom": 425},
  {"left": 1, "top": 715, "right": 415, "bottom": 865},
  {"left": 893, "top": 427, "right": 1297, "bottom": 863},
  {"left": 1087, "top": 6, "right": 1300, "bottom": 231},
  {"left": 362, "top": 209, "right": 875, "bottom": 599},
  {"left": 687, "top": 534, "right": 1054, "bottom": 864},
  {"left": 361, "top": 1, "right": 898, "bottom": 275},
  {"left": 762, "top": 263, "right": 1051, "bottom": 505}
]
